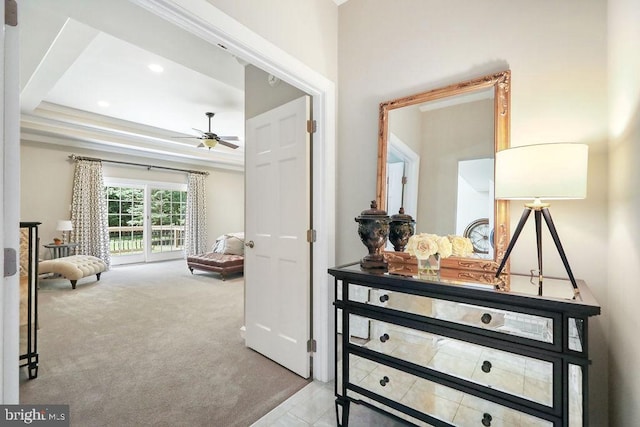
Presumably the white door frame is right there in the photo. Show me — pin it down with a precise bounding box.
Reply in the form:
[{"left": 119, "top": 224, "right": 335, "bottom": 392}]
[
  {"left": 131, "top": 0, "right": 336, "bottom": 382},
  {"left": 2, "top": 5, "right": 22, "bottom": 402},
  {"left": 388, "top": 132, "right": 419, "bottom": 219}
]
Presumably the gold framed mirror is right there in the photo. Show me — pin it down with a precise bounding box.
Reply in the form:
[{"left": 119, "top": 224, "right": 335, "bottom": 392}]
[{"left": 377, "top": 70, "right": 511, "bottom": 276}]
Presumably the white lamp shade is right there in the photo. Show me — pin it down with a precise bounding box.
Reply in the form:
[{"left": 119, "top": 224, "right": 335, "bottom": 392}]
[
  {"left": 495, "top": 143, "right": 588, "bottom": 200},
  {"left": 56, "top": 220, "right": 73, "bottom": 231}
]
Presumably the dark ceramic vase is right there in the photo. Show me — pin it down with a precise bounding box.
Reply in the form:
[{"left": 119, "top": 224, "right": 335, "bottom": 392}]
[
  {"left": 355, "top": 201, "right": 389, "bottom": 269},
  {"left": 388, "top": 207, "right": 415, "bottom": 252}
]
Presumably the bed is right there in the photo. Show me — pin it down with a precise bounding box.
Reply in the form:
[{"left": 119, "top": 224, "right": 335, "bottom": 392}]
[{"left": 187, "top": 232, "right": 244, "bottom": 280}]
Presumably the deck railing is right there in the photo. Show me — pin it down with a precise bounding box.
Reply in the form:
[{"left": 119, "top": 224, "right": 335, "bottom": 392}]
[{"left": 108, "top": 226, "right": 184, "bottom": 255}]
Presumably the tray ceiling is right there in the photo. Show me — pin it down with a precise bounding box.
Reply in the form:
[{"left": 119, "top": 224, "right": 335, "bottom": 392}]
[{"left": 20, "top": 0, "right": 246, "bottom": 171}]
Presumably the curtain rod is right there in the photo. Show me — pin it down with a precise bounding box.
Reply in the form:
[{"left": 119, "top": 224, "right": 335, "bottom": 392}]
[{"left": 68, "top": 154, "right": 209, "bottom": 176}]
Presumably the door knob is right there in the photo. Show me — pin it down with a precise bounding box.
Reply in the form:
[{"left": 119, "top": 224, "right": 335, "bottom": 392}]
[
  {"left": 481, "top": 313, "right": 492, "bottom": 324},
  {"left": 482, "top": 413, "right": 493, "bottom": 426},
  {"left": 245, "top": 240, "right": 255, "bottom": 248}
]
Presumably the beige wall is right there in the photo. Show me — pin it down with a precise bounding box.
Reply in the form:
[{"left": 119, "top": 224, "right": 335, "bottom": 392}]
[
  {"left": 20, "top": 143, "right": 244, "bottom": 258},
  {"left": 418, "top": 99, "right": 494, "bottom": 235},
  {"left": 245, "top": 65, "right": 307, "bottom": 120},
  {"left": 388, "top": 105, "right": 422, "bottom": 154},
  {"left": 339, "top": 0, "right": 608, "bottom": 424},
  {"left": 206, "top": 0, "right": 338, "bottom": 83},
  {"left": 608, "top": 0, "right": 640, "bottom": 425}
]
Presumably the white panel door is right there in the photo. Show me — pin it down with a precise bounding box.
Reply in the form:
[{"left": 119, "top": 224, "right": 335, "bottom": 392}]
[
  {"left": 245, "top": 96, "right": 311, "bottom": 378},
  {"left": 2, "top": 4, "right": 21, "bottom": 402}
]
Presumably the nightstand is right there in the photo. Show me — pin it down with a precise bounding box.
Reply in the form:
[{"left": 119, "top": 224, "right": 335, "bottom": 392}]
[{"left": 44, "top": 243, "right": 78, "bottom": 259}]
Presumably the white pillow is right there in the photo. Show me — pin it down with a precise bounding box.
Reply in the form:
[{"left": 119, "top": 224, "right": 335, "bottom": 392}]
[
  {"left": 211, "top": 232, "right": 245, "bottom": 255},
  {"left": 222, "top": 233, "right": 244, "bottom": 255},
  {"left": 212, "top": 235, "right": 226, "bottom": 253},
  {"left": 227, "top": 232, "right": 244, "bottom": 240}
]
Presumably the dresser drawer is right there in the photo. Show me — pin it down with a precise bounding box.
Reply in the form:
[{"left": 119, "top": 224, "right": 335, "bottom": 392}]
[
  {"left": 365, "top": 286, "right": 554, "bottom": 344},
  {"left": 352, "top": 315, "right": 554, "bottom": 407},
  {"left": 348, "top": 354, "right": 553, "bottom": 427},
  {"left": 332, "top": 264, "right": 600, "bottom": 427}
]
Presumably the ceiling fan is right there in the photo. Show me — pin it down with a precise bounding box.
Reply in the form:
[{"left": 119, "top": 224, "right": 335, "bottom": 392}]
[{"left": 174, "top": 112, "right": 240, "bottom": 150}]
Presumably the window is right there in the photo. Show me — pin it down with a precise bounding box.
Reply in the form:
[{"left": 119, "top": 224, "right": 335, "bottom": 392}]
[{"left": 104, "top": 180, "right": 187, "bottom": 264}]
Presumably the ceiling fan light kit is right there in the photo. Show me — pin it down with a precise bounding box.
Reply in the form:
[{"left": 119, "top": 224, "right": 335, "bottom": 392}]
[
  {"left": 199, "top": 139, "right": 218, "bottom": 149},
  {"left": 174, "top": 112, "right": 240, "bottom": 150}
]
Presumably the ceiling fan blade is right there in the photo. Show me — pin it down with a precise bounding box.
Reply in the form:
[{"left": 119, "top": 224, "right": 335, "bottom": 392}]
[
  {"left": 217, "top": 136, "right": 240, "bottom": 141},
  {"left": 218, "top": 140, "right": 239, "bottom": 149},
  {"left": 171, "top": 136, "right": 200, "bottom": 139},
  {"left": 197, "top": 142, "right": 205, "bottom": 148}
]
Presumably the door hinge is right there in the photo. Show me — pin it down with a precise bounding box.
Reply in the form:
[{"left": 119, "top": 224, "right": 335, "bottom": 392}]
[
  {"left": 306, "top": 119, "right": 316, "bottom": 134},
  {"left": 4, "top": 248, "right": 17, "bottom": 277},
  {"left": 5, "top": 0, "right": 17, "bottom": 26},
  {"left": 306, "top": 229, "right": 316, "bottom": 243},
  {"left": 307, "top": 339, "right": 317, "bottom": 353}
]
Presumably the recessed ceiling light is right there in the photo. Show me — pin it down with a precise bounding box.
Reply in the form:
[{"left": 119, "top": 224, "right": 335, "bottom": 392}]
[
  {"left": 97, "top": 101, "right": 110, "bottom": 108},
  {"left": 148, "top": 63, "right": 164, "bottom": 73}
]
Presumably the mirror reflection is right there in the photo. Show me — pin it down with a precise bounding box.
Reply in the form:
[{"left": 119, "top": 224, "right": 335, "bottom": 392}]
[
  {"left": 378, "top": 70, "right": 511, "bottom": 273},
  {"left": 386, "top": 89, "right": 495, "bottom": 258}
]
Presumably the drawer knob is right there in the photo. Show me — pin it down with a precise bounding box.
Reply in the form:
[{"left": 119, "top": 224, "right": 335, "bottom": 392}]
[
  {"left": 481, "top": 313, "right": 492, "bottom": 324},
  {"left": 379, "top": 376, "right": 390, "bottom": 387},
  {"left": 481, "top": 360, "right": 492, "bottom": 373},
  {"left": 379, "top": 294, "right": 389, "bottom": 303},
  {"left": 482, "top": 413, "right": 493, "bottom": 426},
  {"left": 380, "top": 333, "right": 390, "bottom": 343}
]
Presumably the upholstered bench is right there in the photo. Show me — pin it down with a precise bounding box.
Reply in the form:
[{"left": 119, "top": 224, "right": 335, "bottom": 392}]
[
  {"left": 187, "top": 252, "right": 244, "bottom": 280},
  {"left": 39, "top": 255, "right": 108, "bottom": 289}
]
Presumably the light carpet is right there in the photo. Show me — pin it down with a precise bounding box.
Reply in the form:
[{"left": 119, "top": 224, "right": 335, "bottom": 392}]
[{"left": 20, "top": 259, "right": 309, "bottom": 427}]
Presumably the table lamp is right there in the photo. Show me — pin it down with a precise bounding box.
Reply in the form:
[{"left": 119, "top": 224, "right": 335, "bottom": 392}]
[
  {"left": 56, "top": 220, "right": 74, "bottom": 244},
  {"left": 494, "top": 143, "right": 588, "bottom": 293}
]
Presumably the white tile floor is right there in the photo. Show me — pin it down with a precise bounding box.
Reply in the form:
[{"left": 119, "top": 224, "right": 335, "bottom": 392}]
[
  {"left": 251, "top": 381, "right": 404, "bottom": 427},
  {"left": 251, "top": 381, "right": 335, "bottom": 427}
]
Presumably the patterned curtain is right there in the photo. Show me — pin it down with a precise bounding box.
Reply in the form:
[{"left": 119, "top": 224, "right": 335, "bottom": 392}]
[
  {"left": 70, "top": 160, "right": 111, "bottom": 267},
  {"left": 185, "top": 173, "right": 208, "bottom": 255}
]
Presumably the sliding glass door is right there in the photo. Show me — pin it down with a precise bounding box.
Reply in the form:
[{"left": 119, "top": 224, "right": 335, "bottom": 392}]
[
  {"left": 107, "top": 185, "right": 145, "bottom": 262},
  {"left": 105, "top": 179, "right": 187, "bottom": 265},
  {"left": 149, "top": 189, "right": 186, "bottom": 256}
]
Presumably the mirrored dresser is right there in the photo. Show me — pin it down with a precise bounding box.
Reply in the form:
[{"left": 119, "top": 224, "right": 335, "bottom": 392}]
[{"left": 329, "top": 263, "right": 601, "bottom": 426}]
